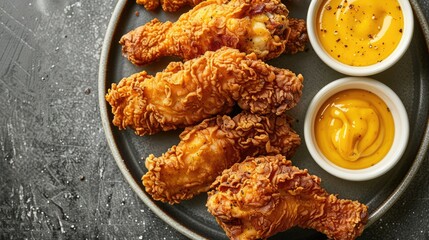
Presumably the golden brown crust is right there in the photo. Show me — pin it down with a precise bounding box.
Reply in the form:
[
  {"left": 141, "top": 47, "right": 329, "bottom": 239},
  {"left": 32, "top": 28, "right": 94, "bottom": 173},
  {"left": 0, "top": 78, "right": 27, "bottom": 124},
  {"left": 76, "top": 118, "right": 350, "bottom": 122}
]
[
  {"left": 137, "top": 0, "right": 202, "bottom": 11},
  {"left": 105, "top": 47, "right": 303, "bottom": 136},
  {"left": 207, "top": 155, "right": 368, "bottom": 240},
  {"left": 123, "top": 0, "right": 291, "bottom": 65},
  {"left": 136, "top": 0, "right": 160, "bottom": 11},
  {"left": 142, "top": 113, "right": 301, "bottom": 204},
  {"left": 285, "top": 18, "right": 309, "bottom": 54}
]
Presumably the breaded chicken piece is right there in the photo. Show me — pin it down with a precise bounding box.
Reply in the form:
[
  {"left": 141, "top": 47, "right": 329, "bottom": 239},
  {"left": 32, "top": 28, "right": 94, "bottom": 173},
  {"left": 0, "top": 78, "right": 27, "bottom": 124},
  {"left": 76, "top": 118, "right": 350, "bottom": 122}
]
[
  {"left": 143, "top": 112, "right": 301, "bottom": 204},
  {"left": 105, "top": 47, "right": 303, "bottom": 136},
  {"left": 136, "top": 0, "right": 306, "bottom": 14},
  {"left": 137, "top": 0, "right": 202, "bottom": 11},
  {"left": 122, "top": 0, "right": 294, "bottom": 65},
  {"left": 207, "top": 155, "right": 368, "bottom": 240},
  {"left": 285, "top": 18, "right": 308, "bottom": 54},
  {"left": 136, "top": 0, "right": 161, "bottom": 11}
]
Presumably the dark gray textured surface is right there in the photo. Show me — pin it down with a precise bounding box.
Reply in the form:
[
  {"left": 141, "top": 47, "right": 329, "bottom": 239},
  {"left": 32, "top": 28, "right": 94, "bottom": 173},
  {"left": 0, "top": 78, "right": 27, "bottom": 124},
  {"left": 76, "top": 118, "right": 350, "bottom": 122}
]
[{"left": 0, "top": 0, "right": 428, "bottom": 239}]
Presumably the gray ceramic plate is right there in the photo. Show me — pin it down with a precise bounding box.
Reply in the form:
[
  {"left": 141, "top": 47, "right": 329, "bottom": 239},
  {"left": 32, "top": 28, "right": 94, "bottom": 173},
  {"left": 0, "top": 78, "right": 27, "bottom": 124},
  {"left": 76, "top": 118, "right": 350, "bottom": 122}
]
[{"left": 99, "top": 0, "right": 429, "bottom": 239}]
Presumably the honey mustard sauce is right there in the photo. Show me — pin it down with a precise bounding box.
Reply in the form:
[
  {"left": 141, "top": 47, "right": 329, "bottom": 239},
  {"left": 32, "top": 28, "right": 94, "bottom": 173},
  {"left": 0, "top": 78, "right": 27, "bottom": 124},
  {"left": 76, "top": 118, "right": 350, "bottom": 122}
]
[
  {"left": 315, "top": 89, "right": 395, "bottom": 169},
  {"left": 317, "top": 0, "right": 404, "bottom": 66}
]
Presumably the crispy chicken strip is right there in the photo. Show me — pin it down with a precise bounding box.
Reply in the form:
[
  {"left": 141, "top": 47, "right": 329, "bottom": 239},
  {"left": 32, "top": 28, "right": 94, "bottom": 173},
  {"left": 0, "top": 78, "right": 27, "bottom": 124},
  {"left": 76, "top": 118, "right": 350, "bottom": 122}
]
[
  {"left": 137, "top": 0, "right": 202, "bottom": 11},
  {"left": 143, "top": 112, "right": 301, "bottom": 204},
  {"left": 136, "top": 0, "right": 200, "bottom": 11},
  {"left": 136, "top": 0, "right": 161, "bottom": 11},
  {"left": 105, "top": 47, "right": 303, "bottom": 136},
  {"left": 136, "top": 0, "right": 299, "bottom": 12},
  {"left": 122, "top": 0, "right": 294, "bottom": 65},
  {"left": 207, "top": 155, "right": 368, "bottom": 240},
  {"left": 285, "top": 18, "right": 308, "bottom": 54}
]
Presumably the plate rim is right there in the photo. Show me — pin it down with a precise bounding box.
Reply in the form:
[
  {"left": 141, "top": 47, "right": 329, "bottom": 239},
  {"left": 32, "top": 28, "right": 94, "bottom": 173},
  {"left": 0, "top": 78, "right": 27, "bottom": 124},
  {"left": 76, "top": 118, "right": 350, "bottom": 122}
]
[{"left": 98, "top": 0, "right": 429, "bottom": 238}]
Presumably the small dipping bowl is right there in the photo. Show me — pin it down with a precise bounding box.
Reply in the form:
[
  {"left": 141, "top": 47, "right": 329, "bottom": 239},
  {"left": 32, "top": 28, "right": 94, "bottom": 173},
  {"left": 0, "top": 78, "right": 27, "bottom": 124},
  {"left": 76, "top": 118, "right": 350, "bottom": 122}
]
[
  {"left": 307, "top": 0, "right": 414, "bottom": 76},
  {"left": 304, "top": 77, "right": 409, "bottom": 181}
]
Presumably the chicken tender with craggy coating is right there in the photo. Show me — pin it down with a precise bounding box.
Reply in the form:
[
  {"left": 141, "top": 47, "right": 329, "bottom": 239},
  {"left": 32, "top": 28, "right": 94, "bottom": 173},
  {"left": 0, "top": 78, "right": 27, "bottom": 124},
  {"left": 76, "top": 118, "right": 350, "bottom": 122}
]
[
  {"left": 284, "top": 18, "right": 308, "bottom": 54},
  {"left": 105, "top": 47, "right": 303, "bottom": 136},
  {"left": 142, "top": 112, "right": 301, "bottom": 204},
  {"left": 207, "top": 155, "right": 368, "bottom": 240},
  {"left": 137, "top": 0, "right": 203, "bottom": 11},
  {"left": 122, "top": 0, "right": 295, "bottom": 65}
]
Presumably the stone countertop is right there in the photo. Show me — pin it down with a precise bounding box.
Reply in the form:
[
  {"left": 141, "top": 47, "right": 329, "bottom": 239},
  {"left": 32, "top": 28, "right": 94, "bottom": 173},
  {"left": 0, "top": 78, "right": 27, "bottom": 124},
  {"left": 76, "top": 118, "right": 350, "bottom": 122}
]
[{"left": 0, "top": 0, "right": 428, "bottom": 239}]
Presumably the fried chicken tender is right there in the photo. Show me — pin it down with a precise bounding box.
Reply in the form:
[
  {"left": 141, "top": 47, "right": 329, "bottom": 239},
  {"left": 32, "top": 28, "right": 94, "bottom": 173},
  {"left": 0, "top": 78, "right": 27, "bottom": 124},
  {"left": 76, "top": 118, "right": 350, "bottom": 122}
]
[
  {"left": 136, "top": 0, "right": 161, "bottom": 11},
  {"left": 105, "top": 47, "right": 303, "bottom": 136},
  {"left": 122, "top": 0, "right": 296, "bottom": 65},
  {"left": 137, "top": 0, "right": 203, "bottom": 11},
  {"left": 143, "top": 112, "right": 301, "bottom": 204},
  {"left": 285, "top": 18, "right": 308, "bottom": 54},
  {"left": 136, "top": 0, "right": 305, "bottom": 13},
  {"left": 207, "top": 155, "right": 368, "bottom": 240}
]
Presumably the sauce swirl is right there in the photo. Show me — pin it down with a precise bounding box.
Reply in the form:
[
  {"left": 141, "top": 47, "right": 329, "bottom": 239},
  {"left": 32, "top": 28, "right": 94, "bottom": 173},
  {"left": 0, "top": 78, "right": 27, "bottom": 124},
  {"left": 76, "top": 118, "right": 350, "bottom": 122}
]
[{"left": 314, "top": 89, "right": 394, "bottom": 169}]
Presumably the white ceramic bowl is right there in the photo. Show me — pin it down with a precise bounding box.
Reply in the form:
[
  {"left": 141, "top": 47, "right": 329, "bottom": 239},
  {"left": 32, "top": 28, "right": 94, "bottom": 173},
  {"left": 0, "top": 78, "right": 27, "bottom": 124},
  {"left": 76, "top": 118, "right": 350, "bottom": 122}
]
[
  {"left": 307, "top": 0, "right": 414, "bottom": 76},
  {"left": 304, "top": 77, "right": 409, "bottom": 181}
]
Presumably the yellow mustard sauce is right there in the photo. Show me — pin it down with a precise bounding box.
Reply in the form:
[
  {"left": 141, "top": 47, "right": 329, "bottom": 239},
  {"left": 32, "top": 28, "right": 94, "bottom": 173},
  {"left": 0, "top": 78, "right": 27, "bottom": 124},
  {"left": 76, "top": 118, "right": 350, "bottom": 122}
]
[
  {"left": 317, "top": 0, "right": 404, "bottom": 66},
  {"left": 314, "top": 89, "right": 395, "bottom": 169}
]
